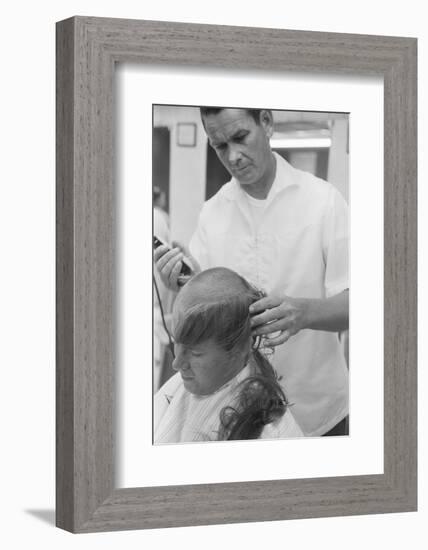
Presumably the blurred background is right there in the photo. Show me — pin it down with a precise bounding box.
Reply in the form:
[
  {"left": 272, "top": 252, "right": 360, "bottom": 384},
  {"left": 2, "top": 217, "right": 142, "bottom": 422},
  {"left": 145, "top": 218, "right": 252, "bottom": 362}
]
[{"left": 153, "top": 105, "right": 349, "bottom": 390}]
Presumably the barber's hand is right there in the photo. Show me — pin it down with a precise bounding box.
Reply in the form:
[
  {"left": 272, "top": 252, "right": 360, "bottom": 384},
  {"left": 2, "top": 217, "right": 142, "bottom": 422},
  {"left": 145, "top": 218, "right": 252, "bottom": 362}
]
[
  {"left": 249, "top": 292, "right": 309, "bottom": 347},
  {"left": 153, "top": 241, "right": 200, "bottom": 292}
]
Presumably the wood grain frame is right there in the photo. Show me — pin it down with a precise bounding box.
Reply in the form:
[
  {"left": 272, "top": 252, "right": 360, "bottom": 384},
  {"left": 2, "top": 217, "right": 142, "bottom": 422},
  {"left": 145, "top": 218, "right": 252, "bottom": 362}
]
[{"left": 56, "top": 16, "right": 417, "bottom": 533}]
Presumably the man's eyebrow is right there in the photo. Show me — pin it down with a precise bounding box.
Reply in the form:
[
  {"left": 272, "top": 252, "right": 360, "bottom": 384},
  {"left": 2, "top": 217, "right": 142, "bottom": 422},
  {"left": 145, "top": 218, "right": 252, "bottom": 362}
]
[
  {"left": 210, "top": 129, "right": 247, "bottom": 148},
  {"left": 229, "top": 129, "right": 249, "bottom": 142}
]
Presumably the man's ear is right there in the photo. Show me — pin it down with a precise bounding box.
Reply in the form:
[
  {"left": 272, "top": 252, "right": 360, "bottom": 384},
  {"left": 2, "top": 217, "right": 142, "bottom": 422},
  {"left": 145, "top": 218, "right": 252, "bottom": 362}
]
[{"left": 259, "top": 109, "right": 274, "bottom": 138}]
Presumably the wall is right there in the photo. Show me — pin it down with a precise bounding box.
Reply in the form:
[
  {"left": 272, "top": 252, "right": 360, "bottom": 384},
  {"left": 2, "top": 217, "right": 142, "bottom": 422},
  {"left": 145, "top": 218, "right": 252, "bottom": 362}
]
[
  {"left": 328, "top": 119, "right": 349, "bottom": 202},
  {"left": 154, "top": 105, "right": 207, "bottom": 246},
  {"left": 1, "top": 1, "right": 425, "bottom": 549}
]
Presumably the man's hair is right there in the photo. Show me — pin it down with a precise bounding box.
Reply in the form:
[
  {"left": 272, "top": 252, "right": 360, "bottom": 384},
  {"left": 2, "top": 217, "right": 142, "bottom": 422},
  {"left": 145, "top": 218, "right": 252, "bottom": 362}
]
[
  {"left": 174, "top": 267, "right": 288, "bottom": 440},
  {"left": 199, "top": 106, "right": 262, "bottom": 126}
]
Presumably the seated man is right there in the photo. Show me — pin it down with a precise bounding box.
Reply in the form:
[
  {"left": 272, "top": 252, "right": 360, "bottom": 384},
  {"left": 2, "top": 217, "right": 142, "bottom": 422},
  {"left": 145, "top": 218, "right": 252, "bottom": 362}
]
[{"left": 154, "top": 267, "right": 303, "bottom": 443}]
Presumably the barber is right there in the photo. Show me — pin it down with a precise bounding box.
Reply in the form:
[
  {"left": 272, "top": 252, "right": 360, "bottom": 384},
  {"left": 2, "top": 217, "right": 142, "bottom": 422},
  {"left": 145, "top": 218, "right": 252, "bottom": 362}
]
[{"left": 154, "top": 107, "right": 349, "bottom": 437}]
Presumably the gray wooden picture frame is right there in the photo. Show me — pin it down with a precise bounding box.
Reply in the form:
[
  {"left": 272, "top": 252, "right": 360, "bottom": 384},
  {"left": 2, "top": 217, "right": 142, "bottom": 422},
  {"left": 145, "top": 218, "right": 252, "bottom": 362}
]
[{"left": 56, "top": 16, "right": 417, "bottom": 533}]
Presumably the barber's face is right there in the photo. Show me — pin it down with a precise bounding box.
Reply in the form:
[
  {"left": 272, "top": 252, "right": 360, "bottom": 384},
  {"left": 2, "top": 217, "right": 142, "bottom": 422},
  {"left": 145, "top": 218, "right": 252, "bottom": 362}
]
[
  {"left": 203, "top": 109, "right": 274, "bottom": 190},
  {"left": 172, "top": 338, "right": 238, "bottom": 396}
]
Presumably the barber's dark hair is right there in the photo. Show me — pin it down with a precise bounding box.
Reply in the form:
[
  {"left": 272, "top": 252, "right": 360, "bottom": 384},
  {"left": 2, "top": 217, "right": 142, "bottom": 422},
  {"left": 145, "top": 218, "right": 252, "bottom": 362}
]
[
  {"left": 174, "top": 268, "right": 288, "bottom": 440},
  {"left": 200, "top": 106, "right": 262, "bottom": 126}
]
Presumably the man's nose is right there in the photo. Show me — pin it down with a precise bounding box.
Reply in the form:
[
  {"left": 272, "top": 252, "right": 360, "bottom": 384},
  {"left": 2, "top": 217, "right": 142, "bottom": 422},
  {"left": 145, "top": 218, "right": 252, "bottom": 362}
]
[{"left": 228, "top": 145, "right": 242, "bottom": 165}]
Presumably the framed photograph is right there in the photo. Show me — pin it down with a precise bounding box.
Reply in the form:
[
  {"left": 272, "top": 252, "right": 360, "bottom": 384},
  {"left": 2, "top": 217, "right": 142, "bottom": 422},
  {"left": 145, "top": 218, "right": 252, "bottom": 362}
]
[
  {"left": 176, "top": 122, "right": 197, "bottom": 147},
  {"left": 56, "top": 16, "right": 417, "bottom": 532},
  {"left": 151, "top": 104, "right": 349, "bottom": 449}
]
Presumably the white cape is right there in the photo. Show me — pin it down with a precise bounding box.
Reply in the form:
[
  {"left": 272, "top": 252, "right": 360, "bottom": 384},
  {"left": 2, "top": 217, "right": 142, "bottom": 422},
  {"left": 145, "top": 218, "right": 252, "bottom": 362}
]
[{"left": 154, "top": 364, "right": 304, "bottom": 444}]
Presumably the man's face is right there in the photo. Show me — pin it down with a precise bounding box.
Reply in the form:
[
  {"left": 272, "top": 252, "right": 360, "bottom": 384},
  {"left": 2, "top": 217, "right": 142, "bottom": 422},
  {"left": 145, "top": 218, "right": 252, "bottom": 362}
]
[
  {"left": 203, "top": 109, "right": 274, "bottom": 190},
  {"left": 171, "top": 293, "right": 242, "bottom": 396}
]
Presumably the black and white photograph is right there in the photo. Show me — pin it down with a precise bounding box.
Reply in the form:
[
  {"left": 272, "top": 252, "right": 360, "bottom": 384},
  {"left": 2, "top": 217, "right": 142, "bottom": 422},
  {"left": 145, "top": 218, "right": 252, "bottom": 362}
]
[
  {"left": 153, "top": 104, "right": 350, "bottom": 444},
  {"left": 1, "top": 0, "right": 421, "bottom": 543}
]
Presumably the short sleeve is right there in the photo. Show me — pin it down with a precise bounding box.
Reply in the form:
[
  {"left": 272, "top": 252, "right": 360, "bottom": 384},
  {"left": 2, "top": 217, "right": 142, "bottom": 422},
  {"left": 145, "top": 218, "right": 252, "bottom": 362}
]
[{"left": 322, "top": 187, "right": 349, "bottom": 298}]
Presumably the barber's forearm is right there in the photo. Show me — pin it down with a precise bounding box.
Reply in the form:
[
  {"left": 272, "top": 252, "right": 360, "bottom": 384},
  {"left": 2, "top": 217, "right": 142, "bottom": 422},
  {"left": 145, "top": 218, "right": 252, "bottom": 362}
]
[{"left": 303, "top": 290, "right": 349, "bottom": 332}]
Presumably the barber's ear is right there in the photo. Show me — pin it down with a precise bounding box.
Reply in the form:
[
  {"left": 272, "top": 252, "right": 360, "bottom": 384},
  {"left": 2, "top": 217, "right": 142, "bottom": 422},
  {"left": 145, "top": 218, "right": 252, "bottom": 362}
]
[{"left": 259, "top": 110, "right": 274, "bottom": 138}]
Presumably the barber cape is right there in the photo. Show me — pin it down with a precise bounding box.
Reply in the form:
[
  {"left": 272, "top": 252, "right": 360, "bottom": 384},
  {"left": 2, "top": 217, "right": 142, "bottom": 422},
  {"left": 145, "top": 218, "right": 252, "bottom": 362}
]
[{"left": 154, "top": 364, "right": 304, "bottom": 444}]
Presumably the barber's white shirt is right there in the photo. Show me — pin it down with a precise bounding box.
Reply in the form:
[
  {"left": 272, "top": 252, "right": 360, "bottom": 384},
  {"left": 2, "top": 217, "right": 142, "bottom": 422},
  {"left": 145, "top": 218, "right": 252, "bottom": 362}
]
[
  {"left": 154, "top": 364, "right": 303, "bottom": 444},
  {"left": 189, "top": 153, "right": 349, "bottom": 436},
  {"left": 245, "top": 192, "right": 267, "bottom": 230}
]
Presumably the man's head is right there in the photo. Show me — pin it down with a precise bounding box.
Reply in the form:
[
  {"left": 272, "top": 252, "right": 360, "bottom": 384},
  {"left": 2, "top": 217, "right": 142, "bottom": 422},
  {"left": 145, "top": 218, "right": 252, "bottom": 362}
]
[
  {"left": 200, "top": 107, "right": 262, "bottom": 125},
  {"left": 171, "top": 267, "right": 262, "bottom": 395},
  {"left": 200, "top": 107, "right": 275, "bottom": 197}
]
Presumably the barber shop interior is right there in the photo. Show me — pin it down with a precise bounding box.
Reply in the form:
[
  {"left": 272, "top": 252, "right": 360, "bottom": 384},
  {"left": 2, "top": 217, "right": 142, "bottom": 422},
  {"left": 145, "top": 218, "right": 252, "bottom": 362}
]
[{"left": 153, "top": 105, "right": 349, "bottom": 440}]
